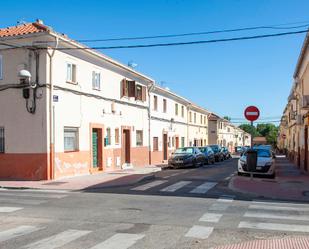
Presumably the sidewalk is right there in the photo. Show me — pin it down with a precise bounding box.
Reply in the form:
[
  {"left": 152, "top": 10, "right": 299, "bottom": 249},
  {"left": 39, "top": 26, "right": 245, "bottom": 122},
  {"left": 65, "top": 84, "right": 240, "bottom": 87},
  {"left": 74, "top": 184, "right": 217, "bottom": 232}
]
[
  {"left": 213, "top": 236, "right": 309, "bottom": 249},
  {"left": 229, "top": 155, "right": 309, "bottom": 201},
  {"left": 0, "top": 166, "right": 161, "bottom": 191}
]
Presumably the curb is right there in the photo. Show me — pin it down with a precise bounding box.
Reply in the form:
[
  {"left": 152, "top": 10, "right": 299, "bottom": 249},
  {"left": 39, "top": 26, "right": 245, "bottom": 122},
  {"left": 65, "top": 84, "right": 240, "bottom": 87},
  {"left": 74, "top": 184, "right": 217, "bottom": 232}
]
[
  {"left": 228, "top": 176, "right": 309, "bottom": 203},
  {"left": 81, "top": 173, "right": 156, "bottom": 190}
]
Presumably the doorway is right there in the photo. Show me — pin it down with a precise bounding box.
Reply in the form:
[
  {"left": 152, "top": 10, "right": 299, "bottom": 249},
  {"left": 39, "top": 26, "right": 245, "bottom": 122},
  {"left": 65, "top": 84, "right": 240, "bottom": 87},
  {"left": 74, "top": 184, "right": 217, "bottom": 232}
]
[
  {"left": 163, "top": 133, "right": 168, "bottom": 160},
  {"left": 175, "top": 136, "right": 179, "bottom": 149},
  {"left": 92, "top": 128, "right": 102, "bottom": 169},
  {"left": 122, "top": 129, "right": 131, "bottom": 163}
]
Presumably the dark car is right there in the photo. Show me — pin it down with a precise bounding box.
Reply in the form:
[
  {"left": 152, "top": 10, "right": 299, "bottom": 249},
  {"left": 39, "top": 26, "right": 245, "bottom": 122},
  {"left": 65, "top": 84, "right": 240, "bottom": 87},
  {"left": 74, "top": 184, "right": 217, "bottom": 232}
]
[
  {"left": 168, "top": 147, "right": 206, "bottom": 168},
  {"left": 221, "top": 147, "right": 231, "bottom": 160},
  {"left": 199, "top": 146, "right": 215, "bottom": 164},
  {"left": 209, "top": 144, "right": 224, "bottom": 162}
]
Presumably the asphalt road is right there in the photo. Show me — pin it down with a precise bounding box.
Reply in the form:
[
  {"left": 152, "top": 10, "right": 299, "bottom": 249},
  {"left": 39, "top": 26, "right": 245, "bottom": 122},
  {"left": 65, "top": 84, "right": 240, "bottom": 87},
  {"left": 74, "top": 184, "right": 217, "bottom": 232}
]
[{"left": 1, "top": 158, "right": 309, "bottom": 249}]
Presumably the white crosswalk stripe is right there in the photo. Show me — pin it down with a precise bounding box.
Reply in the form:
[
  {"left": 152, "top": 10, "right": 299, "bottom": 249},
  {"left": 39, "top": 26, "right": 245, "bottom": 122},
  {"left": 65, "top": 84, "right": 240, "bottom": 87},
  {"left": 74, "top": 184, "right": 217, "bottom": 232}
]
[
  {"left": 244, "top": 210, "right": 309, "bottom": 221},
  {"left": 209, "top": 203, "right": 229, "bottom": 211},
  {"left": 160, "top": 181, "right": 191, "bottom": 192},
  {"left": 238, "top": 221, "right": 309, "bottom": 232},
  {"left": 185, "top": 225, "right": 214, "bottom": 239},
  {"left": 189, "top": 182, "right": 217, "bottom": 194},
  {"left": 0, "top": 206, "right": 23, "bottom": 212},
  {"left": 90, "top": 233, "right": 145, "bottom": 249},
  {"left": 199, "top": 213, "right": 222, "bottom": 223},
  {"left": 249, "top": 204, "right": 309, "bottom": 212},
  {"left": 217, "top": 195, "right": 234, "bottom": 202},
  {"left": 23, "top": 229, "right": 91, "bottom": 249},
  {"left": 0, "top": 225, "right": 41, "bottom": 243},
  {"left": 0, "top": 192, "right": 67, "bottom": 199},
  {"left": 131, "top": 180, "right": 167, "bottom": 191}
]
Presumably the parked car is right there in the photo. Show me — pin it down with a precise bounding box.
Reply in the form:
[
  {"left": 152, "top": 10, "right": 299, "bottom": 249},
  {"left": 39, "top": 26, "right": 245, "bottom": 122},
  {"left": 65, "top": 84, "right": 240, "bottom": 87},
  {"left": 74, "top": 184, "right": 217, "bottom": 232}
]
[
  {"left": 238, "top": 147, "right": 276, "bottom": 178},
  {"left": 168, "top": 147, "right": 206, "bottom": 169},
  {"left": 209, "top": 144, "right": 224, "bottom": 162},
  {"left": 235, "top": 146, "right": 244, "bottom": 155},
  {"left": 221, "top": 147, "right": 231, "bottom": 159},
  {"left": 199, "top": 146, "right": 215, "bottom": 164}
]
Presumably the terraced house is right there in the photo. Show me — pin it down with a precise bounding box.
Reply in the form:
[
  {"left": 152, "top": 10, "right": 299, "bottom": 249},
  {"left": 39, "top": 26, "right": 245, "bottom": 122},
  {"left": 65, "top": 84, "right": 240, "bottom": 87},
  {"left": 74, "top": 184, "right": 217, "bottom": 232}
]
[
  {"left": 278, "top": 30, "right": 309, "bottom": 172},
  {"left": 0, "top": 20, "right": 248, "bottom": 180}
]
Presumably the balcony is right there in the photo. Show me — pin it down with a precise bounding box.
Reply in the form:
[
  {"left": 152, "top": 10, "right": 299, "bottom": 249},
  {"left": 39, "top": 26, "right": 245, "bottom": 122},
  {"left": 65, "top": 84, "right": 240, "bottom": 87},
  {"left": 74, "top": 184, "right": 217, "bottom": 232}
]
[{"left": 301, "top": 95, "right": 309, "bottom": 110}]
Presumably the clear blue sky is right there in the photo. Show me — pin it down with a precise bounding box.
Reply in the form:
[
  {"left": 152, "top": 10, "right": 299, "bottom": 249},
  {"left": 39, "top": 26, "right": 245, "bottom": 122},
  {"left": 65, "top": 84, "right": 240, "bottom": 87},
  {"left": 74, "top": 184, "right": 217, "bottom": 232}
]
[{"left": 1, "top": 0, "right": 309, "bottom": 124}]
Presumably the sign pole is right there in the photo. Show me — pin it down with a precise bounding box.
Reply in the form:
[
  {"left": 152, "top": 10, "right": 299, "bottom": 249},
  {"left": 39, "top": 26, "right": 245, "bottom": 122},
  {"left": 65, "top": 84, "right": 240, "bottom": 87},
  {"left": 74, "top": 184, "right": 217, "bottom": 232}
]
[{"left": 250, "top": 120, "right": 253, "bottom": 180}]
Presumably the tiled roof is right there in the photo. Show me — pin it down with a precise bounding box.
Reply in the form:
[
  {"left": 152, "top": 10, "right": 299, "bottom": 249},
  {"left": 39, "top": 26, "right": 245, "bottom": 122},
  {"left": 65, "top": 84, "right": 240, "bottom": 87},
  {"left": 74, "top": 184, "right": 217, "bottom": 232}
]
[{"left": 0, "top": 22, "right": 49, "bottom": 38}]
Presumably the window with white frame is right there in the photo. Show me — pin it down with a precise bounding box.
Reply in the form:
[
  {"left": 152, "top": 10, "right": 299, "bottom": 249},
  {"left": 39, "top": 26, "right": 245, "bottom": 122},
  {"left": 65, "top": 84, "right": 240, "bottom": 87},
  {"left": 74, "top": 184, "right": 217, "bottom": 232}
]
[
  {"left": 105, "top": 128, "right": 111, "bottom": 146},
  {"left": 66, "top": 63, "right": 77, "bottom": 83},
  {"left": 136, "top": 130, "right": 143, "bottom": 146},
  {"left": 0, "top": 55, "right": 3, "bottom": 80},
  {"left": 92, "top": 71, "right": 101, "bottom": 90},
  {"left": 64, "top": 127, "right": 79, "bottom": 151},
  {"left": 0, "top": 127, "right": 4, "bottom": 153}
]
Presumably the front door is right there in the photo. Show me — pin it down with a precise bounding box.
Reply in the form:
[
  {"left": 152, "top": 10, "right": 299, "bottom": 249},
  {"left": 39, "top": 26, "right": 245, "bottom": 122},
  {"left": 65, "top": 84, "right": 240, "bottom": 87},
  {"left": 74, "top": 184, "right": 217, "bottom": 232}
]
[
  {"left": 92, "top": 129, "right": 99, "bottom": 168},
  {"left": 163, "top": 133, "right": 168, "bottom": 160},
  {"left": 122, "top": 129, "right": 131, "bottom": 163},
  {"left": 175, "top": 137, "right": 179, "bottom": 149}
]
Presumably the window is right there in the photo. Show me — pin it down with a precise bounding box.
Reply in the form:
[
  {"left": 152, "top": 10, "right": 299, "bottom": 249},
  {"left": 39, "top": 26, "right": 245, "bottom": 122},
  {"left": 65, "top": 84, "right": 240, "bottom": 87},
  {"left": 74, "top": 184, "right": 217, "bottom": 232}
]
[
  {"left": 175, "top": 103, "right": 178, "bottom": 116},
  {"left": 0, "top": 55, "right": 3, "bottom": 80},
  {"left": 181, "top": 106, "right": 184, "bottom": 117},
  {"left": 135, "top": 85, "right": 143, "bottom": 101},
  {"left": 66, "top": 63, "right": 77, "bottom": 83},
  {"left": 181, "top": 137, "right": 185, "bottom": 147},
  {"left": 168, "top": 137, "right": 171, "bottom": 147},
  {"left": 200, "top": 114, "right": 203, "bottom": 124},
  {"left": 115, "top": 128, "right": 119, "bottom": 144},
  {"left": 194, "top": 113, "right": 196, "bottom": 123},
  {"left": 189, "top": 111, "right": 192, "bottom": 122},
  {"left": 153, "top": 137, "right": 158, "bottom": 151},
  {"left": 163, "top": 99, "right": 167, "bottom": 113},
  {"left": 153, "top": 95, "right": 158, "bottom": 111},
  {"left": 204, "top": 116, "right": 206, "bottom": 125},
  {"left": 172, "top": 137, "right": 175, "bottom": 147},
  {"left": 92, "top": 71, "right": 101, "bottom": 90},
  {"left": 105, "top": 128, "right": 111, "bottom": 146},
  {"left": 64, "top": 127, "right": 79, "bottom": 151},
  {"left": 0, "top": 127, "right": 4, "bottom": 153},
  {"left": 136, "top": 130, "right": 143, "bottom": 146}
]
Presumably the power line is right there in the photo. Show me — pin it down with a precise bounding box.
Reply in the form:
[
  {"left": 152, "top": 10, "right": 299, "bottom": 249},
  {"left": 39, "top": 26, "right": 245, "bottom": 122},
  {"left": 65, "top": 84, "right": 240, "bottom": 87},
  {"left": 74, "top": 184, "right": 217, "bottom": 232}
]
[
  {"left": 78, "top": 22, "right": 309, "bottom": 42},
  {"left": 55, "top": 29, "right": 308, "bottom": 50}
]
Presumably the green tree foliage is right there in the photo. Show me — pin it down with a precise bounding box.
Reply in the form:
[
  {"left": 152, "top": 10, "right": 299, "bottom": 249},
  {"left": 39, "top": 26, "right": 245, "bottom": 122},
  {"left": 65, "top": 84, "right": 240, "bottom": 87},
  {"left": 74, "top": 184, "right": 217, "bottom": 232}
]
[
  {"left": 223, "top": 116, "right": 231, "bottom": 121},
  {"left": 256, "top": 123, "right": 278, "bottom": 146},
  {"left": 238, "top": 124, "right": 260, "bottom": 137}
]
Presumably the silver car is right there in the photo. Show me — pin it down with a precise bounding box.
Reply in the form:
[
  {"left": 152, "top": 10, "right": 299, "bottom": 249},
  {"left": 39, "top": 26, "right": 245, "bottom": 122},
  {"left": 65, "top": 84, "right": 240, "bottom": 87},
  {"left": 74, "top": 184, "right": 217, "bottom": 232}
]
[{"left": 238, "top": 148, "right": 276, "bottom": 178}]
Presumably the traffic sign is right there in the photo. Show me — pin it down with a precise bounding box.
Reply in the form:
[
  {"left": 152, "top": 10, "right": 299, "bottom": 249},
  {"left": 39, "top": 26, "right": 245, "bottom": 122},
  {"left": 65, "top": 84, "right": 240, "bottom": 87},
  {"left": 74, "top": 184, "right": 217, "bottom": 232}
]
[{"left": 244, "top": 106, "right": 260, "bottom": 121}]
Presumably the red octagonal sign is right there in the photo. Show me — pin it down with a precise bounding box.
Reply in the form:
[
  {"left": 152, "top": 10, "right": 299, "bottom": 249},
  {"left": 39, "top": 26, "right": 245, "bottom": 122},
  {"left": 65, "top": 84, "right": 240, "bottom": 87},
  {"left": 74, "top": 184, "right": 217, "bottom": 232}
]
[{"left": 244, "top": 106, "right": 260, "bottom": 121}]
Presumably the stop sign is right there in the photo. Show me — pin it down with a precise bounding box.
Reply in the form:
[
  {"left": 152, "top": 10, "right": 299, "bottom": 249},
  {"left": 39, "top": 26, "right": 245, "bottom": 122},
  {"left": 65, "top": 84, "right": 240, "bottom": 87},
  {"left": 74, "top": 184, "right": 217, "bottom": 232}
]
[{"left": 244, "top": 106, "right": 260, "bottom": 121}]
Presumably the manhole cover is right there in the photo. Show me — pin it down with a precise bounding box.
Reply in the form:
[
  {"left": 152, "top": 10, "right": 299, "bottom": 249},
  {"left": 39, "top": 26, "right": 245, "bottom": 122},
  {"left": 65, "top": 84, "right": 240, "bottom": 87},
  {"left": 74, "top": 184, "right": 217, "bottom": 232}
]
[{"left": 43, "top": 181, "right": 67, "bottom": 186}]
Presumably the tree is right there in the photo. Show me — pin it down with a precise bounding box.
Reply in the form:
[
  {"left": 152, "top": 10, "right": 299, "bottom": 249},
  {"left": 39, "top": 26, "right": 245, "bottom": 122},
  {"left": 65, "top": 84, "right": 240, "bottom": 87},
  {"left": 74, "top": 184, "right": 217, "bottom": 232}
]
[
  {"left": 238, "top": 124, "right": 260, "bottom": 137},
  {"left": 223, "top": 116, "right": 231, "bottom": 121}
]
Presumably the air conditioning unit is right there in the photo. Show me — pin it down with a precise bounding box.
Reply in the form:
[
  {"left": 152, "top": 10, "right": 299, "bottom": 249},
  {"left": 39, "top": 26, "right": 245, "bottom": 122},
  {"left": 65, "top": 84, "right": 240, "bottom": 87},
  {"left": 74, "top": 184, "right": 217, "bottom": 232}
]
[
  {"left": 296, "top": 114, "right": 303, "bottom": 125},
  {"left": 301, "top": 95, "right": 309, "bottom": 110}
]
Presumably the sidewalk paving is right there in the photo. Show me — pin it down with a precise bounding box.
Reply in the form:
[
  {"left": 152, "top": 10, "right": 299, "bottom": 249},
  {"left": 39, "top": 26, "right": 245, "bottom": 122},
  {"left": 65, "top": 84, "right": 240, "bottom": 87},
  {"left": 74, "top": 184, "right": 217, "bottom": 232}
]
[
  {"left": 213, "top": 236, "right": 309, "bottom": 249},
  {"left": 0, "top": 166, "right": 161, "bottom": 191},
  {"left": 229, "top": 155, "right": 309, "bottom": 201}
]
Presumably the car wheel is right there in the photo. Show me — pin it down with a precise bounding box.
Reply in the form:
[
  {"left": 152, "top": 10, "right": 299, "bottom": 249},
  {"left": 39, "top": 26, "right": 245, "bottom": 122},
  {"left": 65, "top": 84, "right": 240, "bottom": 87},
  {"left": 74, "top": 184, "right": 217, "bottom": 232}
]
[
  {"left": 205, "top": 159, "right": 209, "bottom": 165},
  {"left": 212, "top": 159, "right": 215, "bottom": 164},
  {"left": 269, "top": 173, "right": 276, "bottom": 179},
  {"left": 237, "top": 172, "right": 242, "bottom": 176}
]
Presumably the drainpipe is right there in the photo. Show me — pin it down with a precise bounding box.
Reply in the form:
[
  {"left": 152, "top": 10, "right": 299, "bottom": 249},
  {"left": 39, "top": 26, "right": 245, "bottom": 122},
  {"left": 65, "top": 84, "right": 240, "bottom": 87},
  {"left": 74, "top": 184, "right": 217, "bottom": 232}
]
[
  {"left": 47, "top": 37, "right": 59, "bottom": 180},
  {"left": 187, "top": 103, "right": 191, "bottom": 146},
  {"left": 148, "top": 82, "right": 155, "bottom": 165}
]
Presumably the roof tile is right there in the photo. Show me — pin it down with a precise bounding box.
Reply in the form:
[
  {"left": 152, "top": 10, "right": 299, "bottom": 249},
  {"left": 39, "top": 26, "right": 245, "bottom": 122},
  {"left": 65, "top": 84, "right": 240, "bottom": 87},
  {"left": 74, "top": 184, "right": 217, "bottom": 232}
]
[{"left": 0, "top": 22, "right": 48, "bottom": 38}]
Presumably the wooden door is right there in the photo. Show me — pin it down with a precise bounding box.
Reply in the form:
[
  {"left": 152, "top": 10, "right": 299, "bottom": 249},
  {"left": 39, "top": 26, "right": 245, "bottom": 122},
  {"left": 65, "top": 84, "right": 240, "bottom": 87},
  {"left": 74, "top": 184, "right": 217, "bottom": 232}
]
[{"left": 163, "top": 134, "right": 168, "bottom": 160}]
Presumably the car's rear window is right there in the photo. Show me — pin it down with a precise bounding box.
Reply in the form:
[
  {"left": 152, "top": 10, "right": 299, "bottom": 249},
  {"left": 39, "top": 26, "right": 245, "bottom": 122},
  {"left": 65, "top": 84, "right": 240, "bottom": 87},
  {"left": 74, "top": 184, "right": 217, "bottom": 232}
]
[{"left": 175, "top": 148, "right": 193, "bottom": 154}]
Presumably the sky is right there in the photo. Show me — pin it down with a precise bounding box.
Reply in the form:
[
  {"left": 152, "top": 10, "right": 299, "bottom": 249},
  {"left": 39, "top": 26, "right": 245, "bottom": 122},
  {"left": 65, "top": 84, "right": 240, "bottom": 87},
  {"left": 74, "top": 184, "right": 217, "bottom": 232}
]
[{"left": 1, "top": 0, "right": 309, "bottom": 124}]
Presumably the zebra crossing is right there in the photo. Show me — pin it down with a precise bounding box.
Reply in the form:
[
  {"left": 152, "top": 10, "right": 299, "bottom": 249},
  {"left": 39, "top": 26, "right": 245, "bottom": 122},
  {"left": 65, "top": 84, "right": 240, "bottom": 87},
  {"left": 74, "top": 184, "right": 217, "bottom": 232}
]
[
  {"left": 238, "top": 200, "right": 309, "bottom": 233},
  {"left": 131, "top": 179, "right": 218, "bottom": 194}
]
